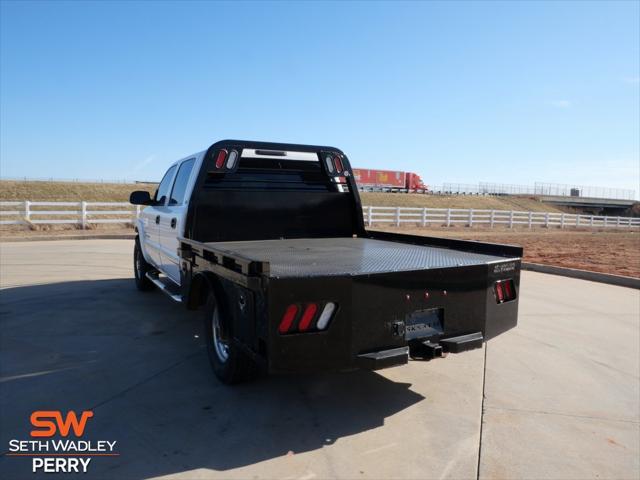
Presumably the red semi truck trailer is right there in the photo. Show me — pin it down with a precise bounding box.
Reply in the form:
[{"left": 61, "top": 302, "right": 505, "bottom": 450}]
[{"left": 352, "top": 168, "right": 427, "bottom": 192}]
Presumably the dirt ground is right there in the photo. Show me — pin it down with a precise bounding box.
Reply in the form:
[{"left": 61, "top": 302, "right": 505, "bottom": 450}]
[{"left": 373, "top": 226, "right": 640, "bottom": 278}]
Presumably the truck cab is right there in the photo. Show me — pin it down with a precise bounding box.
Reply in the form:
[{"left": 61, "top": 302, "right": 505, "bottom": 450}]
[{"left": 134, "top": 153, "right": 204, "bottom": 286}]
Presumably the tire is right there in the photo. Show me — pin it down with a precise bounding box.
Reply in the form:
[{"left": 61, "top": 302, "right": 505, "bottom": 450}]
[
  {"left": 134, "top": 237, "right": 155, "bottom": 291},
  {"left": 203, "top": 289, "right": 256, "bottom": 384}
]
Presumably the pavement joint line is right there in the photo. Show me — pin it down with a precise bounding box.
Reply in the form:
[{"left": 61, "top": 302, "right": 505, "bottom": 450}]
[
  {"left": 483, "top": 406, "right": 640, "bottom": 424},
  {"left": 89, "top": 350, "right": 205, "bottom": 411},
  {"left": 475, "top": 343, "right": 488, "bottom": 480}
]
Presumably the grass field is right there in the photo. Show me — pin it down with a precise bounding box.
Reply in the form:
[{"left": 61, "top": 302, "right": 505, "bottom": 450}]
[
  {"left": 0, "top": 180, "right": 156, "bottom": 202},
  {"left": 0, "top": 180, "right": 566, "bottom": 212},
  {"left": 359, "top": 192, "right": 567, "bottom": 212}
]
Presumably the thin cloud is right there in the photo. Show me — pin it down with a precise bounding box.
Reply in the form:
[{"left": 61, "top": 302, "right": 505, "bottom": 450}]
[
  {"left": 131, "top": 154, "right": 155, "bottom": 174},
  {"left": 549, "top": 100, "right": 571, "bottom": 108},
  {"left": 622, "top": 76, "right": 640, "bottom": 84}
]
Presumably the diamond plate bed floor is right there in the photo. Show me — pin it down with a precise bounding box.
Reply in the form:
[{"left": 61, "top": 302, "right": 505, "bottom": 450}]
[{"left": 203, "top": 237, "right": 509, "bottom": 278}]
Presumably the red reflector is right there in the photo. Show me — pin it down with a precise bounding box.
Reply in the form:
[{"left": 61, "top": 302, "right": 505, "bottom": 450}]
[
  {"left": 298, "top": 303, "right": 318, "bottom": 331},
  {"left": 503, "top": 280, "right": 513, "bottom": 299},
  {"left": 495, "top": 282, "right": 504, "bottom": 302},
  {"left": 333, "top": 156, "right": 343, "bottom": 172},
  {"left": 215, "top": 149, "right": 228, "bottom": 169},
  {"left": 278, "top": 304, "right": 298, "bottom": 334}
]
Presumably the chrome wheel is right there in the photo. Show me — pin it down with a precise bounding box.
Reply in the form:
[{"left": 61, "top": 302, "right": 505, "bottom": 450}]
[{"left": 211, "top": 307, "right": 229, "bottom": 363}]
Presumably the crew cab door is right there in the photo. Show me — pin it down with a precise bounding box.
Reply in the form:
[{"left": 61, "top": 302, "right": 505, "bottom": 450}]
[
  {"left": 158, "top": 158, "right": 196, "bottom": 284},
  {"left": 141, "top": 164, "right": 177, "bottom": 268}
]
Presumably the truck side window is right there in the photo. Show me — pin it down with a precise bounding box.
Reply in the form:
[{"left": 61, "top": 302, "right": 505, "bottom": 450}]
[
  {"left": 169, "top": 158, "right": 195, "bottom": 205},
  {"left": 155, "top": 165, "right": 177, "bottom": 204}
]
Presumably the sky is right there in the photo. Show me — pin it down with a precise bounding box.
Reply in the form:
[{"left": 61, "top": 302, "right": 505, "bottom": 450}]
[{"left": 1, "top": 1, "right": 639, "bottom": 195}]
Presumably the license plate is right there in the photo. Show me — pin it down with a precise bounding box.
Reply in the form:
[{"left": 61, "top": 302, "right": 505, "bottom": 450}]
[{"left": 405, "top": 308, "right": 444, "bottom": 340}]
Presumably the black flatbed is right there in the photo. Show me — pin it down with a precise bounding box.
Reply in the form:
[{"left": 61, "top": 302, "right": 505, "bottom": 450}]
[
  {"left": 199, "top": 237, "right": 512, "bottom": 278},
  {"left": 166, "top": 140, "right": 522, "bottom": 381}
]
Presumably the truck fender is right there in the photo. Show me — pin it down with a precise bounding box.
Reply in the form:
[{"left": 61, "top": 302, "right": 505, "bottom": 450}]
[{"left": 135, "top": 220, "right": 153, "bottom": 265}]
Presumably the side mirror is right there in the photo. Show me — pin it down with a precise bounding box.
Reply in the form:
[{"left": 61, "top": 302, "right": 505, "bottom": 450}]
[{"left": 129, "top": 190, "right": 153, "bottom": 205}]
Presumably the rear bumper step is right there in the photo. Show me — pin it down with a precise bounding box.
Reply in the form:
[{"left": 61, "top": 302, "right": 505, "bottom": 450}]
[
  {"left": 440, "top": 332, "right": 484, "bottom": 353},
  {"left": 357, "top": 346, "right": 409, "bottom": 370}
]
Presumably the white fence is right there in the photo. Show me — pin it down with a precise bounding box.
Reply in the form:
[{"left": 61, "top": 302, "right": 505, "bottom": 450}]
[
  {"left": 0, "top": 201, "right": 638, "bottom": 230},
  {"left": 0, "top": 201, "right": 140, "bottom": 227},
  {"left": 362, "top": 206, "right": 640, "bottom": 229}
]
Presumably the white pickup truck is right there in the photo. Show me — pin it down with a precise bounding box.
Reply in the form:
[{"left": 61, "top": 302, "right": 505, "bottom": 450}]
[{"left": 130, "top": 140, "right": 522, "bottom": 384}]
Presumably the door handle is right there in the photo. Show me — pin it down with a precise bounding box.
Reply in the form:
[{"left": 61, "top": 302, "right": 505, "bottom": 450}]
[
  {"left": 155, "top": 215, "right": 160, "bottom": 224},
  {"left": 170, "top": 218, "right": 177, "bottom": 229}
]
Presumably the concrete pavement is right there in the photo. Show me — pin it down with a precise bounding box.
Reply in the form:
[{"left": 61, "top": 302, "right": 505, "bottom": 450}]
[{"left": 0, "top": 239, "right": 638, "bottom": 479}]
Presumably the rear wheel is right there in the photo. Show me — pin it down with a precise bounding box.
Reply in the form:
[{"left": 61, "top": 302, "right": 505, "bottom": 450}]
[
  {"left": 203, "top": 290, "right": 256, "bottom": 384},
  {"left": 133, "top": 237, "right": 154, "bottom": 291}
]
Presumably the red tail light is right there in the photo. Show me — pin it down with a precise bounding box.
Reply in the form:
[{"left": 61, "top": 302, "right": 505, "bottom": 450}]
[
  {"left": 503, "top": 280, "right": 513, "bottom": 298},
  {"left": 333, "top": 156, "right": 343, "bottom": 173},
  {"left": 278, "top": 304, "right": 298, "bottom": 334},
  {"left": 495, "top": 279, "right": 516, "bottom": 303},
  {"left": 298, "top": 303, "right": 318, "bottom": 331},
  {"left": 215, "top": 149, "right": 228, "bottom": 169}
]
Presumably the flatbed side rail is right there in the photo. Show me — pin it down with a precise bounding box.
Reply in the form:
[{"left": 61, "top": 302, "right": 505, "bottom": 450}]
[
  {"left": 366, "top": 230, "right": 523, "bottom": 258},
  {"left": 179, "top": 237, "right": 270, "bottom": 289}
]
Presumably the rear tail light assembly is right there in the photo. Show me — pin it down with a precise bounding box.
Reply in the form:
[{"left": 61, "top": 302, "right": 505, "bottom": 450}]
[
  {"left": 278, "top": 302, "right": 337, "bottom": 334},
  {"left": 323, "top": 153, "right": 348, "bottom": 176},
  {"left": 494, "top": 279, "right": 516, "bottom": 304},
  {"left": 212, "top": 148, "right": 240, "bottom": 172}
]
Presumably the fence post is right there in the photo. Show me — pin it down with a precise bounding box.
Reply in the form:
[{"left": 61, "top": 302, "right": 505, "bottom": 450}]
[
  {"left": 590, "top": 215, "right": 594, "bottom": 227},
  {"left": 81, "top": 201, "right": 87, "bottom": 229},
  {"left": 368, "top": 206, "right": 373, "bottom": 227},
  {"left": 576, "top": 215, "right": 580, "bottom": 227},
  {"left": 545, "top": 212, "right": 550, "bottom": 228},
  {"left": 528, "top": 211, "right": 532, "bottom": 229},
  {"left": 23, "top": 200, "right": 30, "bottom": 223},
  {"left": 560, "top": 213, "right": 565, "bottom": 229},
  {"left": 446, "top": 208, "right": 451, "bottom": 227},
  {"left": 421, "top": 207, "right": 427, "bottom": 227},
  {"left": 490, "top": 210, "right": 495, "bottom": 228},
  {"left": 509, "top": 210, "right": 514, "bottom": 229},
  {"left": 616, "top": 216, "right": 620, "bottom": 228},
  {"left": 468, "top": 209, "right": 473, "bottom": 227},
  {"left": 395, "top": 207, "right": 401, "bottom": 227}
]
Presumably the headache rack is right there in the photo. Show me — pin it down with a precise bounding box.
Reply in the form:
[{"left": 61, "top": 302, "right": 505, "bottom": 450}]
[{"left": 184, "top": 140, "right": 366, "bottom": 243}]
